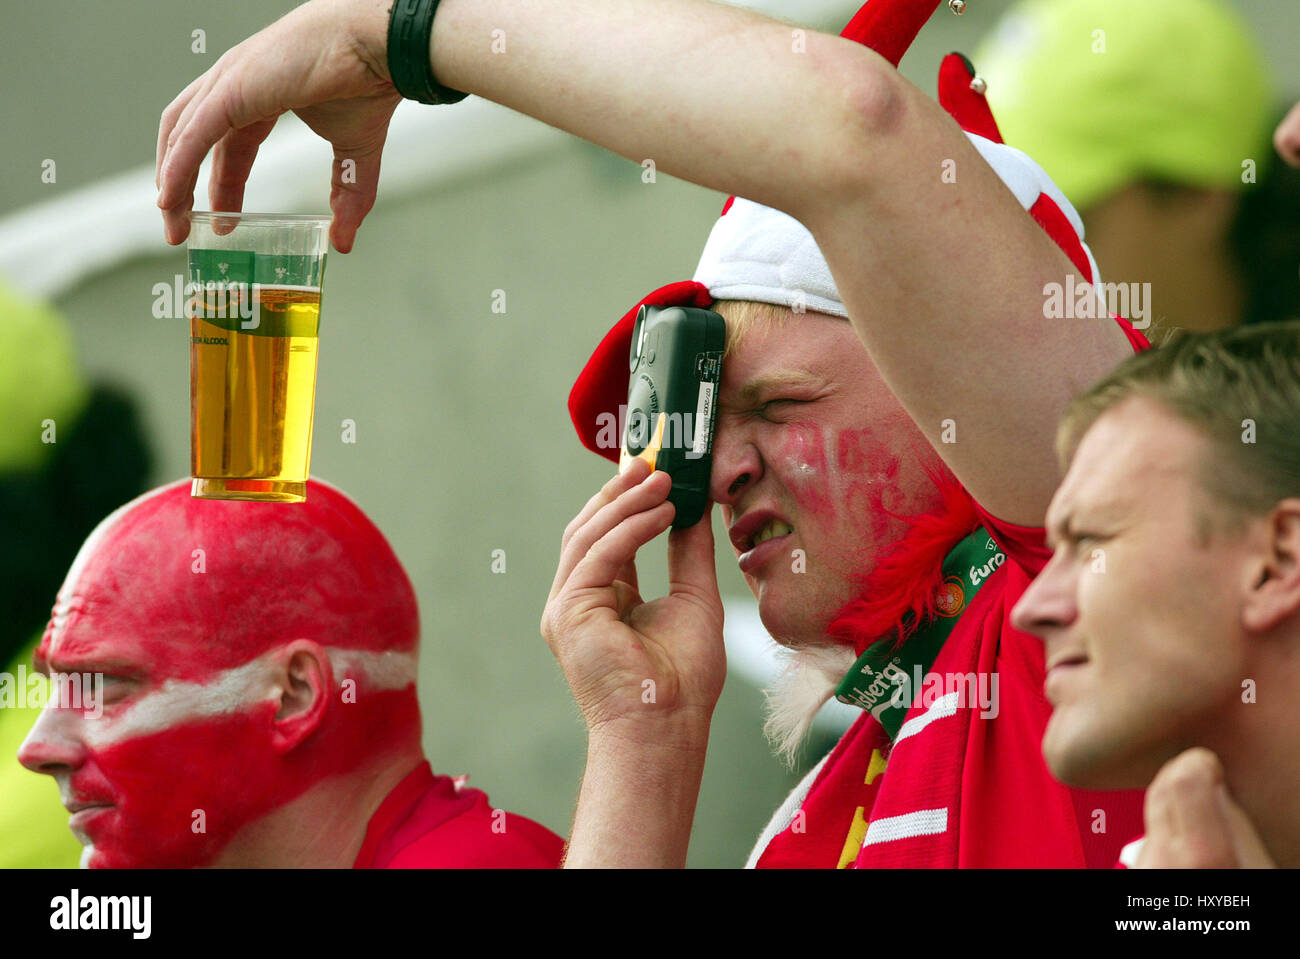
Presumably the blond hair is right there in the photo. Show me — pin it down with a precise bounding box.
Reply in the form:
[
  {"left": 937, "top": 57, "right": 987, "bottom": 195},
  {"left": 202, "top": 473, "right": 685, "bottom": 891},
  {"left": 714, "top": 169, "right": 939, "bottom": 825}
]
[{"left": 711, "top": 299, "right": 794, "bottom": 360}]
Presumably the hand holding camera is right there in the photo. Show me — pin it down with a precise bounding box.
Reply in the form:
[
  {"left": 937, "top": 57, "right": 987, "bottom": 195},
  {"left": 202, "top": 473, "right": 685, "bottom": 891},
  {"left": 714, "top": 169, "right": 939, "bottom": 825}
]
[{"left": 541, "top": 457, "right": 726, "bottom": 742}]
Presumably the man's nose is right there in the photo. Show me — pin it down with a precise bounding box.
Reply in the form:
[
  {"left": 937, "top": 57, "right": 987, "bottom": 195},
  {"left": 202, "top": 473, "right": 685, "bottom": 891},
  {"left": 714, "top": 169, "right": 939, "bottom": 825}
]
[
  {"left": 17, "top": 703, "right": 86, "bottom": 774},
  {"left": 1010, "top": 553, "right": 1078, "bottom": 639},
  {"left": 709, "top": 420, "right": 763, "bottom": 506}
]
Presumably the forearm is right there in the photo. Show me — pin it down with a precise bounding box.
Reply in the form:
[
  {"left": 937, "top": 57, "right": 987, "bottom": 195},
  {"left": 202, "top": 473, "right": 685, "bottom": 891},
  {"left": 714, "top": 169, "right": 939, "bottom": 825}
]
[
  {"left": 563, "top": 724, "right": 709, "bottom": 868},
  {"left": 364, "top": 0, "right": 887, "bottom": 223}
]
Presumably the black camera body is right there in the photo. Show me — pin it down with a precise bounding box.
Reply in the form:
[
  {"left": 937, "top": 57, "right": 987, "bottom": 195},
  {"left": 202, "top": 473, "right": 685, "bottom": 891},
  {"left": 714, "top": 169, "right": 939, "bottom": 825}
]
[{"left": 622, "top": 304, "right": 725, "bottom": 529}]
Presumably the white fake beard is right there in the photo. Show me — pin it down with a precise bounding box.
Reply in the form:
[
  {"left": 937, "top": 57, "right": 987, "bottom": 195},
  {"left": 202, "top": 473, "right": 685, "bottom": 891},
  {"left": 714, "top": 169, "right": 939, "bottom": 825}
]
[{"left": 763, "top": 643, "right": 859, "bottom": 768}]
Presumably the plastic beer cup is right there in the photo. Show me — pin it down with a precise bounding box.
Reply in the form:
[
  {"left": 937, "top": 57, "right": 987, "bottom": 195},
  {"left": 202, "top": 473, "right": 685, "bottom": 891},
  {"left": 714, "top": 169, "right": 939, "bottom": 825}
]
[{"left": 186, "top": 212, "right": 330, "bottom": 503}]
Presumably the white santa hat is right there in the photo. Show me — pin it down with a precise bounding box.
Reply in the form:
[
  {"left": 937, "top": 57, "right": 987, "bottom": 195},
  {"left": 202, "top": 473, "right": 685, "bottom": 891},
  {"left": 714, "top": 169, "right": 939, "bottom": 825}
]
[{"left": 692, "top": 132, "right": 1104, "bottom": 319}]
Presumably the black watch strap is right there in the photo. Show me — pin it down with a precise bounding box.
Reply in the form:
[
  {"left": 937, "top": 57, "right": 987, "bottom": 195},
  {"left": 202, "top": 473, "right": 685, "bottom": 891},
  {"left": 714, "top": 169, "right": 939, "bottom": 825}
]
[{"left": 387, "top": 0, "right": 469, "bottom": 105}]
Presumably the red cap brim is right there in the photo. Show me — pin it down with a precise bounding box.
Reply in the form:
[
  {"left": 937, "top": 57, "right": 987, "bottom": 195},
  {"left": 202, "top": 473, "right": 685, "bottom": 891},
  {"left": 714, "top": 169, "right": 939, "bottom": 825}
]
[{"left": 567, "top": 281, "right": 713, "bottom": 462}]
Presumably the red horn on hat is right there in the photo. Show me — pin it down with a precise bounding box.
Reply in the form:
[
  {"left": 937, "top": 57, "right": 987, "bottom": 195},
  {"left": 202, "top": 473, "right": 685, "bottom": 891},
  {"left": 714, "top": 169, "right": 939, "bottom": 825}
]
[
  {"left": 935, "top": 53, "right": 1094, "bottom": 281},
  {"left": 840, "top": 0, "right": 944, "bottom": 68}
]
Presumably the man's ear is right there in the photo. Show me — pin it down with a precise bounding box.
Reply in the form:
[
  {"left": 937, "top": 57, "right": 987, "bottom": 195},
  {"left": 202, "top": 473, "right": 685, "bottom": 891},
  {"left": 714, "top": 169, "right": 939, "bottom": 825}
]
[
  {"left": 1242, "top": 499, "right": 1300, "bottom": 634},
  {"left": 269, "top": 640, "right": 331, "bottom": 753}
]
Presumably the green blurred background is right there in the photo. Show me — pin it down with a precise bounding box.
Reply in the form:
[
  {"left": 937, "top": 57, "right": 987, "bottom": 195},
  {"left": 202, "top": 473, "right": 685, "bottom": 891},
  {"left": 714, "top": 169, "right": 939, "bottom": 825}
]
[{"left": 2, "top": 0, "right": 1297, "bottom": 866}]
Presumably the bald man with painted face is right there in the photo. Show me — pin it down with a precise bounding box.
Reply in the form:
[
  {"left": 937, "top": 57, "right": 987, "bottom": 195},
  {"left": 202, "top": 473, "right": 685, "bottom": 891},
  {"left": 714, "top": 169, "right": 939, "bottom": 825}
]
[{"left": 17, "top": 478, "right": 564, "bottom": 869}]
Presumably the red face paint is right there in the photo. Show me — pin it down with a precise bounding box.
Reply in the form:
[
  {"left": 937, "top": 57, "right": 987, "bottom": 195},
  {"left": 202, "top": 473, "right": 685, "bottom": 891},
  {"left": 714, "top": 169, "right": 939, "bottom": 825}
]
[
  {"left": 774, "top": 425, "right": 909, "bottom": 555},
  {"left": 37, "top": 480, "right": 418, "bottom": 682},
  {"left": 22, "top": 478, "right": 422, "bottom": 867},
  {"left": 834, "top": 427, "right": 906, "bottom": 547},
  {"left": 775, "top": 422, "right": 835, "bottom": 522},
  {"left": 67, "top": 689, "right": 419, "bottom": 868}
]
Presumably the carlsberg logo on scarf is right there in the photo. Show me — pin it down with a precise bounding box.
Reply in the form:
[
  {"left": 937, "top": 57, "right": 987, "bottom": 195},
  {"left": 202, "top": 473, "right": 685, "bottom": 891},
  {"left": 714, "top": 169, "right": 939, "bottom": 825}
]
[{"left": 835, "top": 528, "right": 1004, "bottom": 739}]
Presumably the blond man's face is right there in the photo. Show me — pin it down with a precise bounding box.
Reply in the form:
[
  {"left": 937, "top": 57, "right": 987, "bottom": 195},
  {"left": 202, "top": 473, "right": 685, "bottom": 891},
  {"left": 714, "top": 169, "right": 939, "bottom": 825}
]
[{"left": 709, "top": 309, "right": 946, "bottom": 648}]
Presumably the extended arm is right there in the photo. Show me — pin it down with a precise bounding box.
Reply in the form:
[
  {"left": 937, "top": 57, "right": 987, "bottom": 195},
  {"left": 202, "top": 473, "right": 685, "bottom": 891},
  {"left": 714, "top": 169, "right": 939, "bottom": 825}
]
[
  {"left": 159, "top": 0, "right": 1127, "bottom": 522},
  {"left": 384, "top": 0, "right": 1132, "bottom": 521}
]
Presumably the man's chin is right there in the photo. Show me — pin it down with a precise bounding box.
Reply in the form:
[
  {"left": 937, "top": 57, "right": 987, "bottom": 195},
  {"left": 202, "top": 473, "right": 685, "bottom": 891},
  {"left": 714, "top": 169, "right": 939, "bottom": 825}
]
[
  {"left": 754, "top": 583, "right": 835, "bottom": 650},
  {"left": 77, "top": 829, "right": 212, "bottom": 869},
  {"left": 1043, "top": 717, "right": 1158, "bottom": 792},
  {"left": 80, "top": 844, "right": 142, "bottom": 870},
  {"left": 759, "top": 618, "right": 826, "bottom": 651},
  {"left": 81, "top": 844, "right": 209, "bottom": 869}
]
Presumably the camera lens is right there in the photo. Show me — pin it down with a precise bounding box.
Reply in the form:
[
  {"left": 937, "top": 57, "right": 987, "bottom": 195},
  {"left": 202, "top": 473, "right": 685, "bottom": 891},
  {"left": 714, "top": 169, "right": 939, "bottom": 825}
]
[{"left": 630, "top": 305, "right": 649, "bottom": 372}]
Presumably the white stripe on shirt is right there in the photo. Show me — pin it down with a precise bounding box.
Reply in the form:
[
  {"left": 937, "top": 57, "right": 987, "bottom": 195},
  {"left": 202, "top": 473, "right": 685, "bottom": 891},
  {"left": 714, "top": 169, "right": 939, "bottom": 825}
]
[
  {"left": 894, "top": 690, "right": 960, "bottom": 744},
  {"left": 862, "top": 807, "right": 949, "bottom": 847}
]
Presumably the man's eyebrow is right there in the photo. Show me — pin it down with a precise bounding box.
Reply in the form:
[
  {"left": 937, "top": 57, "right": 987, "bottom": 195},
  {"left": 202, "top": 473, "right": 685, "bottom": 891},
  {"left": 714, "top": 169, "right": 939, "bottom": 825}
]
[
  {"left": 732, "top": 370, "right": 824, "bottom": 404},
  {"left": 1044, "top": 507, "right": 1071, "bottom": 549},
  {"left": 1045, "top": 495, "right": 1129, "bottom": 548},
  {"left": 42, "top": 652, "right": 141, "bottom": 676}
]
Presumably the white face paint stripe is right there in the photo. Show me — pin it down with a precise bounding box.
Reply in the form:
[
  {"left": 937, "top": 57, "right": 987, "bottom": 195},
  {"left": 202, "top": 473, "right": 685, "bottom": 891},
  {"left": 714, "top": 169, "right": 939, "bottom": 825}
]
[
  {"left": 79, "top": 647, "right": 417, "bottom": 748},
  {"left": 329, "top": 649, "right": 419, "bottom": 691},
  {"left": 85, "top": 656, "right": 273, "bottom": 748}
]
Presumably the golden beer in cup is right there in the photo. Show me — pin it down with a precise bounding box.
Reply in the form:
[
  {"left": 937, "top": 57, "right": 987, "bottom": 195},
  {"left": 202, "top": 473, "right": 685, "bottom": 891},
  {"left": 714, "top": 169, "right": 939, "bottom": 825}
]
[{"left": 186, "top": 212, "right": 330, "bottom": 503}]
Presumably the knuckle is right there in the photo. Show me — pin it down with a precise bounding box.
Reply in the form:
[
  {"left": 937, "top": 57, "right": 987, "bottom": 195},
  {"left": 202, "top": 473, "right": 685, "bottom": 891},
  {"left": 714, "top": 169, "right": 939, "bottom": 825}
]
[
  {"left": 158, "top": 155, "right": 181, "bottom": 192},
  {"left": 1163, "top": 754, "right": 1215, "bottom": 791},
  {"left": 540, "top": 605, "right": 571, "bottom": 650},
  {"left": 562, "top": 516, "right": 580, "bottom": 541},
  {"left": 209, "top": 169, "right": 237, "bottom": 191},
  {"left": 1151, "top": 748, "right": 1217, "bottom": 797},
  {"left": 161, "top": 93, "right": 187, "bottom": 126},
  {"left": 540, "top": 605, "right": 560, "bottom": 640}
]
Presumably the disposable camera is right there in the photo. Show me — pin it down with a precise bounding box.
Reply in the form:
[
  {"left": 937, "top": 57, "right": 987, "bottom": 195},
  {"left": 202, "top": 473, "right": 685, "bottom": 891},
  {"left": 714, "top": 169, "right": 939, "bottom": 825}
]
[{"left": 622, "top": 304, "right": 725, "bottom": 528}]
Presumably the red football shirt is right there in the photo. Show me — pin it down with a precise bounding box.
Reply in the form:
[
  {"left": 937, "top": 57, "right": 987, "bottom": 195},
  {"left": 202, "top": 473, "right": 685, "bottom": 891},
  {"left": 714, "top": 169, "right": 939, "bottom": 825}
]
[{"left": 353, "top": 762, "right": 565, "bottom": 868}]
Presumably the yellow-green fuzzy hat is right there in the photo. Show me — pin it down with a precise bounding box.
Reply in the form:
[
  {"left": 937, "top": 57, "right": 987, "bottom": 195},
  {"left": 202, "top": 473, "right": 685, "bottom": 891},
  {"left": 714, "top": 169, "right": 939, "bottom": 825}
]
[
  {"left": 975, "top": 0, "right": 1276, "bottom": 212},
  {"left": 0, "top": 277, "right": 88, "bottom": 472}
]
